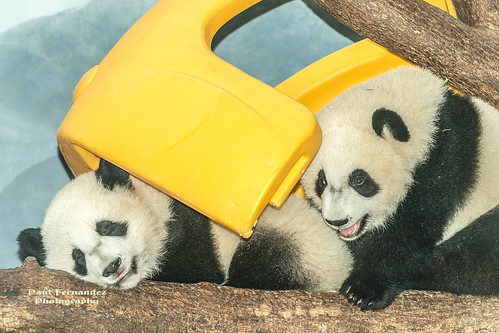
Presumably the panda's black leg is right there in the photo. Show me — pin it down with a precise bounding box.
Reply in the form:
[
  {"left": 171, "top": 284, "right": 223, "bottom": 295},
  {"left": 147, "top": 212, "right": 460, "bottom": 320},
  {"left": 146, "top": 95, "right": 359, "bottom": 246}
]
[
  {"left": 417, "top": 205, "right": 499, "bottom": 295},
  {"left": 226, "top": 227, "right": 309, "bottom": 290}
]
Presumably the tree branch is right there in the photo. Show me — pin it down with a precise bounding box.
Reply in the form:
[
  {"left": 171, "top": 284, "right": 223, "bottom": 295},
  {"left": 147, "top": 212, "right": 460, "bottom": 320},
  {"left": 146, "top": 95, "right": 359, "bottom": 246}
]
[
  {"left": 453, "top": 0, "right": 499, "bottom": 31},
  {"left": 1, "top": 258, "right": 498, "bottom": 332},
  {"left": 313, "top": 0, "right": 499, "bottom": 109}
]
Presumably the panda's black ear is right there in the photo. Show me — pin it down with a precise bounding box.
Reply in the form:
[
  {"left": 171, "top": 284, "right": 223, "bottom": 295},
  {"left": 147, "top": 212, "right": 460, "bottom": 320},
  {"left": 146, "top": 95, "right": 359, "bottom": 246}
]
[
  {"left": 372, "top": 108, "right": 410, "bottom": 142},
  {"left": 95, "top": 159, "right": 133, "bottom": 191},
  {"left": 17, "top": 228, "right": 46, "bottom": 266}
]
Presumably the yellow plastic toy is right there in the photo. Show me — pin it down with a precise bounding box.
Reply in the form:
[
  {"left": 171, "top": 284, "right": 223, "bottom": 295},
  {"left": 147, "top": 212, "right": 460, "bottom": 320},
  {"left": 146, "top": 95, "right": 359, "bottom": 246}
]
[{"left": 58, "top": 0, "right": 455, "bottom": 237}]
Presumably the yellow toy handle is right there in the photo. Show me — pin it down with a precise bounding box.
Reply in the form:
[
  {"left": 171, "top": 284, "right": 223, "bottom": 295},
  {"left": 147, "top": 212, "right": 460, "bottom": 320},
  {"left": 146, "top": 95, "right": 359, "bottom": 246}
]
[
  {"left": 59, "top": 0, "right": 321, "bottom": 237},
  {"left": 58, "top": 0, "right": 455, "bottom": 237}
]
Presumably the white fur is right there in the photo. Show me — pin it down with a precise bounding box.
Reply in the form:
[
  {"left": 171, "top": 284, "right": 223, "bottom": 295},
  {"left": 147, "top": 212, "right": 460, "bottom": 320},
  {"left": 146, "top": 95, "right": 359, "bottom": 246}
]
[
  {"left": 302, "top": 67, "right": 499, "bottom": 244},
  {"left": 210, "top": 222, "right": 240, "bottom": 280},
  {"left": 42, "top": 173, "right": 169, "bottom": 289},
  {"left": 302, "top": 67, "right": 444, "bottom": 240}
]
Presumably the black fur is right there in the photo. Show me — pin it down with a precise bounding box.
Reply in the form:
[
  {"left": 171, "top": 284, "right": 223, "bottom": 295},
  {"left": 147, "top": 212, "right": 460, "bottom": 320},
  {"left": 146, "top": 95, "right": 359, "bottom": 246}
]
[
  {"left": 348, "top": 169, "right": 379, "bottom": 197},
  {"left": 417, "top": 205, "right": 499, "bottom": 295},
  {"left": 372, "top": 108, "right": 410, "bottom": 142},
  {"left": 72, "top": 248, "right": 88, "bottom": 276},
  {"left": 151, "top": 199, "right": 225, "bottom": 284},
  {"left": 95, "top": 159, "right": 133, "bottom": 191},
  {"left": 96, "top": 220, "right": 128, "bottom": 237},
  {"left": 17, "top": 228, "right": 46, "bottom": 266},
  {"left": 226, "top": 228, "right": 309, "bottom": 290},
  {"left": 315, "top": 169, "right": 327, "bottom": 198},
  {"left": 341, "top": 91, "right": 482, "bottom": 310}
]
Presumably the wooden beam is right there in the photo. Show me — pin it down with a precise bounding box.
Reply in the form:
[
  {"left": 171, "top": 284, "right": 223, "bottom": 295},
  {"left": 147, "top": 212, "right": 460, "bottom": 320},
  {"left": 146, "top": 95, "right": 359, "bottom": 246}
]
[{"left": 1, "top": 258, "right": 498, "bottom": 332}]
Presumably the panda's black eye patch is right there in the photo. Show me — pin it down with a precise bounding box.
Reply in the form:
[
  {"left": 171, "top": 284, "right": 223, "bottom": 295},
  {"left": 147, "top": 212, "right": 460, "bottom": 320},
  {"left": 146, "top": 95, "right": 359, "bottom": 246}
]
[
  {"left": 349, "top": 169, "right": 379, "bottom": 197},
  {"left": 72, "top": 248, "right": 88, "bottom": 276},
  {"left": 315, "top": 169, "right": 328, "bottom": 198},
  {"left": 96, "top": 220, "right": 128, "bottom": 237}
]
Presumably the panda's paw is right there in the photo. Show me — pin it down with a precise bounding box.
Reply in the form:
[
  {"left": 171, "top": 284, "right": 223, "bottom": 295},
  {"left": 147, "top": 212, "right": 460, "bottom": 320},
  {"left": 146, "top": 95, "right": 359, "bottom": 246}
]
[{"left": 340, "top": 272, "right": 401, "bottom": 311}]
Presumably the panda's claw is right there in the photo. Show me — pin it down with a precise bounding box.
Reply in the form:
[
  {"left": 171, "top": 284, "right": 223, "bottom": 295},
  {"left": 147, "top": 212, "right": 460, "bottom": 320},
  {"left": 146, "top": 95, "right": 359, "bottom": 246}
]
[
  {"left": 340, "top": 272, "right": 402, "bottom": 311},
  {"left": 345, "top": 285, "right": 352, "bottom": 294}
]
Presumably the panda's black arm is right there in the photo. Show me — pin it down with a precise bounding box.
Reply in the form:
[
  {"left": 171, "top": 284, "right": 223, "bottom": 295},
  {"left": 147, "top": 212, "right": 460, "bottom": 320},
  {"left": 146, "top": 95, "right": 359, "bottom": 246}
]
[
  {"left": 341, "top": 212, "right": 440, "bottom": 311},
  {"left": 151, "top": 199, "right": 225, "bottom": 284},
  {"left": 340, "top": 205, "right": 499, "bottom": 310}
]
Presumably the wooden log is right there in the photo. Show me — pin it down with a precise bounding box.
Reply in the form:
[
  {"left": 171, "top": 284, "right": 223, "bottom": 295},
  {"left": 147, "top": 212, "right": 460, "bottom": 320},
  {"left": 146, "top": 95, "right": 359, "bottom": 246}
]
[
  {"left": 1, "top": 257, "right": 498, "bottom": 332},
  {"left": 312, "top": 0, "right": 499, "bottom": 109}
]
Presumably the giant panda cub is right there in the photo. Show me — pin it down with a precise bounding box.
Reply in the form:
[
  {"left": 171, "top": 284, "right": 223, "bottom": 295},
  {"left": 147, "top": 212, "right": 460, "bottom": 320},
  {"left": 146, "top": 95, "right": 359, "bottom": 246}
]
[
  {"left": 301, "top": 67, "right": 499, "bottom": 310},
  {"left": 17, "top": 159, "right": 352, "bottom": 291}
]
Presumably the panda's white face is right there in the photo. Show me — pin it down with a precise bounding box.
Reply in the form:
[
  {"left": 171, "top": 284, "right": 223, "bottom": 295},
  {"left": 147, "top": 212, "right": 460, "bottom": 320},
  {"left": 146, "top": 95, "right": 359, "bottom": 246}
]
[
  {"left": 304, "top": 126, "right": 413, "bottom": 241},
  {"left": 41, "top": 172, "right": 170, "bottom": 289},
  {"left": 302, "top": 67, "right": 443, "bottom": 241}
]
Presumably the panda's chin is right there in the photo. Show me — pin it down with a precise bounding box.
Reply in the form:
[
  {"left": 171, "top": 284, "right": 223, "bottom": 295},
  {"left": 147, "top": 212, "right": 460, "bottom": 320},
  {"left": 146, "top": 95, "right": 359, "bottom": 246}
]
[{"left": 338, "top": 215, "right": 368, "bottom": 241}]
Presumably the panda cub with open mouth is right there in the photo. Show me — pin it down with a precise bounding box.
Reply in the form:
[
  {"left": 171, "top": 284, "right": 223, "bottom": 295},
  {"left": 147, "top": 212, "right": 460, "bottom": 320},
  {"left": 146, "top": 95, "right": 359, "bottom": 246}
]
[
  {"left": 17, "top": 159, "right": 353, "bottom": 291},
  {"left": 302, "top": 67, "right": 499, "bottom": 310}
]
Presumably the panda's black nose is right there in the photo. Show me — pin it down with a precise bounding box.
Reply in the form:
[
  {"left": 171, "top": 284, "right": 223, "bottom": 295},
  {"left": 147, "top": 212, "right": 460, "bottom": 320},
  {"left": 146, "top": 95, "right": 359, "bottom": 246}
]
[
  {"left": 325, "top": 219, "right": 349, "bottom": 227},
  {"left": 103, "top": 257, "right": 122, "bottom": 277}
]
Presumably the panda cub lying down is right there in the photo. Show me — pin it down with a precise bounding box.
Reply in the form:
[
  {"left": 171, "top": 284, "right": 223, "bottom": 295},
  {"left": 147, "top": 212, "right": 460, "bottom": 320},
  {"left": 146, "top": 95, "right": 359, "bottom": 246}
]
[
  {"left": 17, "top": 159, "right": 353, "bottom": 291},
  {"left": 301, "top": 67, "right": 499, "bottom": 310}
]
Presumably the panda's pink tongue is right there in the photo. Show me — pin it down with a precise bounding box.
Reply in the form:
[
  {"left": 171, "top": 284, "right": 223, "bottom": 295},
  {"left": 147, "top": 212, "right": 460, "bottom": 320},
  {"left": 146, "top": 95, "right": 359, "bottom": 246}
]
[
  {"left": 117, "top": 267, "right": 132, "bottom": 283},
  {"left": 340, "top": 219, "right": 361, "bottom": 238}
]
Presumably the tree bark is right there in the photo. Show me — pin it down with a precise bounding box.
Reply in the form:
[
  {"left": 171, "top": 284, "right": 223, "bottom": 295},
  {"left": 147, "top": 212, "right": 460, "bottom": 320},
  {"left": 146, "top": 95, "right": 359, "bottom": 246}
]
[
  {"left": 313, "top": 0, "right": 499, "bottom": 109},
  {"left": 1, "top": 258, "right": 498, "bottom": 332}
]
